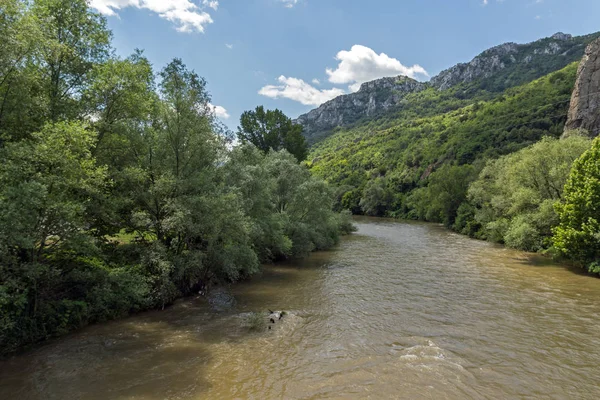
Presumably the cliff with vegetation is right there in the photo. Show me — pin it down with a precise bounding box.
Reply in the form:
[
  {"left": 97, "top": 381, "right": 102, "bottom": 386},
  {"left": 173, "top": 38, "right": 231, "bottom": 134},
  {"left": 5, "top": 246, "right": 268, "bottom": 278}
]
[
  {"left": 297, "top": 31, "right": 600, "bottom": 143},
  {"left": 295, "top": 76, "right": 426, "bottom": 143}
]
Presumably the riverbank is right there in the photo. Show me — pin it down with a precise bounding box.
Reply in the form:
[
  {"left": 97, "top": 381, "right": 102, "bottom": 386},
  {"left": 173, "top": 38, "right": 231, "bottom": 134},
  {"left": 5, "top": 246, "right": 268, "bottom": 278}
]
[{"left": 2, "top": 218, "right": 600, "bottom": 399}]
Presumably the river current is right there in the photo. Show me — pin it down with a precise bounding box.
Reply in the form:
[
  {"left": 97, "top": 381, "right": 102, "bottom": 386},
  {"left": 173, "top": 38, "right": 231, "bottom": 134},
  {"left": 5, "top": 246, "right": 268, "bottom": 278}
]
[{"left": 1, "top": 218, "right": 600, "bottom": 399}]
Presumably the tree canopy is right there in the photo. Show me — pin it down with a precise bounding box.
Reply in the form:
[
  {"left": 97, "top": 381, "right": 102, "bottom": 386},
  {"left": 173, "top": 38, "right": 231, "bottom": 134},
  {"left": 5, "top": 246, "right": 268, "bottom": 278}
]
[
  {"left": 238, "top": 106, "right": 308, "bottom": 161},
  {"left": 553, "top": 137, "right": 600, "bottom": 273}
]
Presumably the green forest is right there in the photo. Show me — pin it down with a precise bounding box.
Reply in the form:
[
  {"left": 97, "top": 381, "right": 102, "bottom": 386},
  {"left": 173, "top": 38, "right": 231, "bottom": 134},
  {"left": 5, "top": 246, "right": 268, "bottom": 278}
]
[
  {"left": 308, "top": 58, "right": 600, "bottom": 275},
  {"left": 0, "top": 0, "right": 352, "bottom": 355}
]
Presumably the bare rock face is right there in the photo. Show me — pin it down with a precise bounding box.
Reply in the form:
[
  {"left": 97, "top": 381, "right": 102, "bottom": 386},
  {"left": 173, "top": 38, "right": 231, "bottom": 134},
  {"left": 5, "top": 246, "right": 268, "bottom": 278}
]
[
  {"left": 295, "top": 76, "right": 426, "bottom": 143},
  {"left": 564, "top": 38, "right": 600, "bottom": 137},
  {"left": 430, "top": 33, "right": 577, "bottom": 91}
]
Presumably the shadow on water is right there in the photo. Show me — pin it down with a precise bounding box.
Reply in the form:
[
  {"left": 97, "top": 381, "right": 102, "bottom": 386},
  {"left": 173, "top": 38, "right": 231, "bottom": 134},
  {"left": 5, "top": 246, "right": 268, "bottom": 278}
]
[{"left": 0, "top": 316, "right": 215, "bottom": 400}]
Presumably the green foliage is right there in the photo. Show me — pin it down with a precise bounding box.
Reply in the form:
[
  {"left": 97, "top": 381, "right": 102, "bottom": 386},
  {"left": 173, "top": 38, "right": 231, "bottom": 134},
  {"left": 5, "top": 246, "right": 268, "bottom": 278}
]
[
  {"left": 553, "top": 137, "right": 600, "bottom": 273},
  {"left": 224, "top": 146, "right": 354, "bottom": 260},
  {"left": 238, "top": 106, "right": 308, "bottom": 161},
  {"left": 469, "top": 136, "right": 591, "bottom": 251},
  {"left": 407, "top": 164, "right": 478, "bottom": 226},
  {"left": 360, "top": 177, "right": 393, "bottom": 217},
  {"left": 0, "top": 0, "right": 352, "bottom": 355},
  {"left": 309, "top": 63, "right": 583, "bottom": 245}
]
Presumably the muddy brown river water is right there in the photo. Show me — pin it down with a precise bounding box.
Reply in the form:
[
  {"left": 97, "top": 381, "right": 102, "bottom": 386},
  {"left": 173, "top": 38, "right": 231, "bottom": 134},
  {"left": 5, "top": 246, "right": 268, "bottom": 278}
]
[{"left": 1, "top": 218, "right": 600, "bottom": 399}]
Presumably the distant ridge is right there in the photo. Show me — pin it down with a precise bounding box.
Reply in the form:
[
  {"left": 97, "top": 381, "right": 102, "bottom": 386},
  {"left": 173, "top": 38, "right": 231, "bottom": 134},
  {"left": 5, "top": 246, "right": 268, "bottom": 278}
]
[{"left": 296, "top": 31, "right": 600, "bottom": 143}]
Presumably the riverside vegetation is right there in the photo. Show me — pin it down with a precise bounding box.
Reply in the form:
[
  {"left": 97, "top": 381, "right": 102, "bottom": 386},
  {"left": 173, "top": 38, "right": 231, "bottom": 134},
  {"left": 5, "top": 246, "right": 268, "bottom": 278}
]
[{"left": 0, "top": 0, "right": 353, "bottom": 355}]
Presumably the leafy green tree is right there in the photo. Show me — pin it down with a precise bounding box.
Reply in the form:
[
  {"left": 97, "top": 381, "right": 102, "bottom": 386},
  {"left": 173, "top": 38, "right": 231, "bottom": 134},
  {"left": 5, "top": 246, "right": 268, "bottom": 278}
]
[
  {"left": 84, "top": 50, "right": 156, "bottom": 154},
  {"left": 238, "top": 106, "right": 308, "bottom": 161},
  {"left": 0, "top": 0, "right": 45, "bottom": 141},
  {"left": 123, "top": 59, "right": 258, "bottom": 286},
  {"left": 0, "top": 121, "right": 106, "bottom": 264},
  {"left": 360, "top": 177, "right": 393, "bottom": 216},
  {"left": 0, "top": 121, "right": 109, "bottom": 351},
  {"left": 469, "top": 136, "right": 591, "bottom": 250},
  {"left": 32, "top": 0, "right": 111, "bottom": 121},
  {"left": 553, "top": 137, "right": 600, "bottom": 273}
]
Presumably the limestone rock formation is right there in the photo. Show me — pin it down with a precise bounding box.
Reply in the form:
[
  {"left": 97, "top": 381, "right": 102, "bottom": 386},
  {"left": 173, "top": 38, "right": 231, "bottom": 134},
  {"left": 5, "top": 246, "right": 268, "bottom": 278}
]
[
  {"left": 294, "top": 76, "right": 426, "bottom": 143},
  {"left": 564, "top": 38, "right": 600, "bottom": 137},
  {"left": 430, "top": 33, "right": 576, "bottom": 90}
]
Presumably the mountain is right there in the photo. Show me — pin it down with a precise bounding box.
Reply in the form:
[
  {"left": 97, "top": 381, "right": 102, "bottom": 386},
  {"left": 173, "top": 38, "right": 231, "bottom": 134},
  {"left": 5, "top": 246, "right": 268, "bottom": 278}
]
[
  {"left": 308, "top": 62, "right": 579, "bottom": 216},
  {"left": 295, "top": 76, "right": 427, "bottom": 143},
  {"left": 297, "top": 31, "right": 600, "bottom": 143}
]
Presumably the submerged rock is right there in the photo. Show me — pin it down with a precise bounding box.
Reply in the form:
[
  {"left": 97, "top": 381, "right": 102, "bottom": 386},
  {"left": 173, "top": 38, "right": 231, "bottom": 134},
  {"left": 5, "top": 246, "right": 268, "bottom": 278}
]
[{"left": 207, "top": 287, "right": 236, "bottom": 312}]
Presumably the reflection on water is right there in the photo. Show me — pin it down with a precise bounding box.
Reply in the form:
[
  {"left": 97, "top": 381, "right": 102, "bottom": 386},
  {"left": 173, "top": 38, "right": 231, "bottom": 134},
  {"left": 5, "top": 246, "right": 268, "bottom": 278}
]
[{"left": 2, "top": 218, "right": 600, "bottom": 399}]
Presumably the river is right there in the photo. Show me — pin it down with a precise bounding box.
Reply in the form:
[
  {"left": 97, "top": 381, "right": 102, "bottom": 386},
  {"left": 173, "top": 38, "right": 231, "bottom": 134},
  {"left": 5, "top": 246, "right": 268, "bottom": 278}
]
[{"left": 1, "top": 218, "right": 600, "bottom": 399}]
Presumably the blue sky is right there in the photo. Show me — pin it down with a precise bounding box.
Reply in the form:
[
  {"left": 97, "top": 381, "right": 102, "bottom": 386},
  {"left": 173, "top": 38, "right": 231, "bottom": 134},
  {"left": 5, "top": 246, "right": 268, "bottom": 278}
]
[{"left": 91, "top": 0, "right": 600, "bottom": 130}]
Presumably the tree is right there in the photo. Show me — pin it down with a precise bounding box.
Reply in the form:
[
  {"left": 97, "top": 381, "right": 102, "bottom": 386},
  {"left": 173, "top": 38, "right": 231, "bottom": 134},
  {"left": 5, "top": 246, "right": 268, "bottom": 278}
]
[
  {"left": 238, "top": 106, "right": 308, "bottom": 161},
  {"left": 0, "top": 0, "right": 45, "bottom": 141},
  {"left": 469, "top": 136, "right": 591, "bottom": 250},
  {"left": 553, "top": 137, "right": 600, "bottom": 273},
  {"left": 123, "top": 59, "right": 259, "bottom": 285},
  {"left": 360, "top": 177, "right": 392, "bottom": 216},
  {"left": 0, "top": 121, "right": 106, "bottom": 264},
  {"left": 32, "top": 0, "right": 111, "bottom": 122}
]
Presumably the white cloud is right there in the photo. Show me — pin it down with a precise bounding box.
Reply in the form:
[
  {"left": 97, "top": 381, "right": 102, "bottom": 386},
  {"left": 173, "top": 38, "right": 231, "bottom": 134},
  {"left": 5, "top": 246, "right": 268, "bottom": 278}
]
[
  {"left": 209, "top": 103, "right": 230, "bottom": 119},
  {"left": 312, "top": 78, "right": 320, "bottom": 85},
  {"left": 225, "top": 43, "right": 233, "bottom": 49},
  {"left": 259, "top": 76, "right": 345, "bottom": 106},
  {"left": 89, "top": 0, "right": 216, "bottom": 33},
  {"left": 325, "top": 45, "right": 428, "bottom": 90},
  {"left": 280, "top": 0, "right": 298, "bottom": 8},
  {"left": 202, "top": 0, "right": 219, "bottom": 10}
]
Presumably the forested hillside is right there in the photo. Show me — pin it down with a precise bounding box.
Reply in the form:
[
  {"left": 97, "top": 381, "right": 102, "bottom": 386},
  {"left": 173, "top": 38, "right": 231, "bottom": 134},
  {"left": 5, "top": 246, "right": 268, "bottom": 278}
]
[{"left": 309, "top": 63, "right": 579, "bottom": 211}]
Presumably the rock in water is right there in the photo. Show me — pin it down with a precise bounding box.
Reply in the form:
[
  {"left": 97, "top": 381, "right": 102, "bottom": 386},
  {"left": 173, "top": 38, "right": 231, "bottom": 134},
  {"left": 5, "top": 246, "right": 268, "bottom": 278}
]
[{"left": 564, "top": 38, "right": 600, "bottom": 137}]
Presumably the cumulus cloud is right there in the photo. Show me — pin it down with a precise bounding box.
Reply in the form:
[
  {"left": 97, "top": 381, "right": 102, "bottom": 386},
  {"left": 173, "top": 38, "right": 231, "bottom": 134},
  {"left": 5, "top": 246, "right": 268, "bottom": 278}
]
[
  {"left": 280, "top": 0, "right": 299, "bottom": 8},
  {"left": 259, "top": 76, "right": 345, "bottom": 106},
  {"left": 325, "top": 45, "right": 428, "bottom": 91},
  {"left": 89, "top": 0, "right": 217, "bottom": 33},
  {"left": 203, "top": 0, "right": 219, "bottom": 10},
  {"left": 312, "top": 78, "right": 320, "bottom": 85},
  {"left": 209, "top": 103, "right": 230, "bottom": 119}
]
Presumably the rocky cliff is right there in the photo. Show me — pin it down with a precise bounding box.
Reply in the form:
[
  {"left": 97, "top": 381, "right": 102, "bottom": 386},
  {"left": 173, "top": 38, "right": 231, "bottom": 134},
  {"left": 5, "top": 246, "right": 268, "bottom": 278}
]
[
  {"left": 564, "top": 37, "right": 600, "bottom": 137},
  {"left": 295, "top": 76, "right": 426, "bottom": 143},
  {"left": 297, "top": 31, "right": 600, "bottom": 143},
  {"left": 430, "top": 32, "right": 586, "bottom": 90}
]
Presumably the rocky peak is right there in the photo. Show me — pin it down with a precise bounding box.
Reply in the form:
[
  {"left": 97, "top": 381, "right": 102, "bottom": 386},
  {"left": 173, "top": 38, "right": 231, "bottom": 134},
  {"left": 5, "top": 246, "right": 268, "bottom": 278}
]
[
  {"left": 564, "top": 37, "right": 600, "bottom": 137},
  {"left": 295, "top": 31, "right": 599, "bottom": 144},
  {"left": 552, "top": 32, "right": 573, "bottom": 41},
  {"left": 430, "top": 32, "right": 584, "bottom": 91},
  {"left": 295, "top": 76, "right": 427, "bottom": 142}
]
